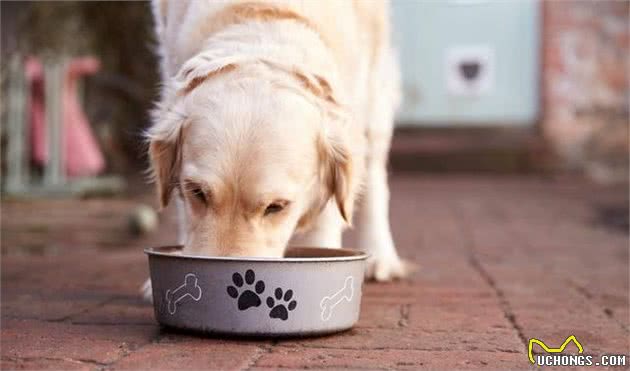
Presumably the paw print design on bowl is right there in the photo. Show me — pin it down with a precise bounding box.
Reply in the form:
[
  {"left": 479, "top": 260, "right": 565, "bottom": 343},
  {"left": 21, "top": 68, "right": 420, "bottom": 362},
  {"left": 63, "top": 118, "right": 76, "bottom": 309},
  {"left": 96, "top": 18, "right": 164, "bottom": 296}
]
[
  {"left": 226, "top": 269, "right": 265, "bottom": 311},
  {"left": 266, "top": 287, "right": 297, "bottom": 321}
]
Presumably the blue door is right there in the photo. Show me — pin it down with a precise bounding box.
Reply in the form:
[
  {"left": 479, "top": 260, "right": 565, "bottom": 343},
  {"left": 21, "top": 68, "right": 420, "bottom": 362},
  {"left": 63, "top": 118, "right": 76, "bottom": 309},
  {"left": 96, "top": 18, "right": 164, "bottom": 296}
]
[{"left": 392, "top": 0, "right": 541, "bottom": 126}]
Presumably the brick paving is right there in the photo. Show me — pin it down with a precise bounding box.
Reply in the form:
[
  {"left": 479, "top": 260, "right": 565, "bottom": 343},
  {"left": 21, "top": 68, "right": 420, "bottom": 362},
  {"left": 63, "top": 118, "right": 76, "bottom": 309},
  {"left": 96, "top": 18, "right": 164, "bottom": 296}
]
[{"left": 1, "top": 175, "right": 628, "bottom": 370}]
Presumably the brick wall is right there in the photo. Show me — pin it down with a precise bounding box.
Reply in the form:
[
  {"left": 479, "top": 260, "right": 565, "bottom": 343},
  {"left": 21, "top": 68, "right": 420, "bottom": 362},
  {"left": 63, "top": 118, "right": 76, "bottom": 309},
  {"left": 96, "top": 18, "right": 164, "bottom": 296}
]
[{"left": 542, "top": 0, "right": 629, "bottom": 183}]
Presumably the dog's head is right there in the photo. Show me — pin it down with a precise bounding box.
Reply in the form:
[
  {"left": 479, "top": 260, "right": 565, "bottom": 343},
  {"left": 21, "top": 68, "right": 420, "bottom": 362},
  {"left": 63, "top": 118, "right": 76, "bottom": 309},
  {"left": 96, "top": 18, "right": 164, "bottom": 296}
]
[{"left": 148, "top": 55, "right": 353, "bottom": 257}]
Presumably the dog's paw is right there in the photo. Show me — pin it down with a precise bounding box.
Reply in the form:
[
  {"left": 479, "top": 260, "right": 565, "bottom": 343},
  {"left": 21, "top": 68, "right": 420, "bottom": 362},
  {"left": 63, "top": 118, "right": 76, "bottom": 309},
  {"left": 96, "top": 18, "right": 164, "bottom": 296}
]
[
  {"left": 140, "top": 278, "right": 153, "bottom": 303},
  {"left": 365, "top": 254, "right": 416, "bottom": 282}
]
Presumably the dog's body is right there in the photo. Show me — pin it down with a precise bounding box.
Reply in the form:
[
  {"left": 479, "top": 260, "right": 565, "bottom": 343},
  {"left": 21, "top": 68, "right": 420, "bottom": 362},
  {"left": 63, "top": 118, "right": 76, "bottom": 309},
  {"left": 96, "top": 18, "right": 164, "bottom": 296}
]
[{"left": 143, "top": 0, "right": 407, "bottom": 299}]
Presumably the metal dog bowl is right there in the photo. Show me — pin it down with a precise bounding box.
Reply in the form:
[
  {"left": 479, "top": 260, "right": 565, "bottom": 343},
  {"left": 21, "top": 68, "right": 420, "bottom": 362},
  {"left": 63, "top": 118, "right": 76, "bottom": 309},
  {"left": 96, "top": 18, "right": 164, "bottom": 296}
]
[{"left": 145, "top": 246, "right": 368, "bottom": 337}]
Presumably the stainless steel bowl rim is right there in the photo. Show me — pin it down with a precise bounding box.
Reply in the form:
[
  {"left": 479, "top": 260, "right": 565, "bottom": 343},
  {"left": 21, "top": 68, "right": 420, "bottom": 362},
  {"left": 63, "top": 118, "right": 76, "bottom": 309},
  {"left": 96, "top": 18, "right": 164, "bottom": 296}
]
[{"left": 144, "top": 246, "right": 370, "bottom": 263}]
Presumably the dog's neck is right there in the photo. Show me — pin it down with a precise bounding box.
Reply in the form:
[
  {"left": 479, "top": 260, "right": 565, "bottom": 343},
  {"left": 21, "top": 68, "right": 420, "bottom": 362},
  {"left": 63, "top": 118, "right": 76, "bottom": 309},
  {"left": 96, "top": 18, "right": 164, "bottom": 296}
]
[
  {"left": 169, "top": 18, "right": 346, "bottom": 105},
  {"left": 205, "top": 19, "right": 334, "bottom": 70}
]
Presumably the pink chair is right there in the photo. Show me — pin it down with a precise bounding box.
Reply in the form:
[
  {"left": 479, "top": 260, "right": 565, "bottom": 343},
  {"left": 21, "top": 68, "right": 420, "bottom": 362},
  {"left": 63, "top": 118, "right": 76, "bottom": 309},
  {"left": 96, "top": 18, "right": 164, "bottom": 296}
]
[{"left": 25, "top": 56, "right": 105, "bottom": 177}]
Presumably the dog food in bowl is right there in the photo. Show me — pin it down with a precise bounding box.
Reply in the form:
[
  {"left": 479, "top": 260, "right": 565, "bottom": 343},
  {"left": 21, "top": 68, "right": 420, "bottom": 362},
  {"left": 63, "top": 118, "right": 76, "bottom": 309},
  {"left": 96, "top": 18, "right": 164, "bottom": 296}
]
[{"left": 145, "top": 246, "right": 368, "bottom": 337}]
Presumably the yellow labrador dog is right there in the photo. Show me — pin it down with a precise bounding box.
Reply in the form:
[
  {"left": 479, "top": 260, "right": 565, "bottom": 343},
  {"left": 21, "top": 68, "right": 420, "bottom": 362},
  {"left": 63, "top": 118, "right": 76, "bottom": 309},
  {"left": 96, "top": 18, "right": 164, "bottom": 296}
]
[{"left": 143, "top": 0, "right": 408, "bottom": 299}]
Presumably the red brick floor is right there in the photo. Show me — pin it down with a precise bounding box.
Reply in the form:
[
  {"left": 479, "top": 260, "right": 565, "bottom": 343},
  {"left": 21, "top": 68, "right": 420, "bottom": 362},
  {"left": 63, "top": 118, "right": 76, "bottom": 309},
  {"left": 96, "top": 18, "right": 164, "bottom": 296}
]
[{"left": 1, "top": 175, "right": 628, "bottom": 370}]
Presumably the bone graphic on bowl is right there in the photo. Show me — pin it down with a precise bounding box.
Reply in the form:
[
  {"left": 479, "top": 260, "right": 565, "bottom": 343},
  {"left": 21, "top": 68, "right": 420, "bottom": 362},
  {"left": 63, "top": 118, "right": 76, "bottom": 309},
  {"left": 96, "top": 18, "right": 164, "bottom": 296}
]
[
  {"left": 165, "top": 273, "right": 202, "bottom": 315},
  {"left": 320, "top": 276, "right": 354, "bottom": 321}
]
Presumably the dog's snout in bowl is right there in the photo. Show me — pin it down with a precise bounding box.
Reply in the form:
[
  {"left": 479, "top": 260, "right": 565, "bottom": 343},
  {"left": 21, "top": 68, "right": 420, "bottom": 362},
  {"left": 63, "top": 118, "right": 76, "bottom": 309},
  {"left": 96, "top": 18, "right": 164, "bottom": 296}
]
[{"left": 145, "top": 246, "right": 368, "bottom": 337}]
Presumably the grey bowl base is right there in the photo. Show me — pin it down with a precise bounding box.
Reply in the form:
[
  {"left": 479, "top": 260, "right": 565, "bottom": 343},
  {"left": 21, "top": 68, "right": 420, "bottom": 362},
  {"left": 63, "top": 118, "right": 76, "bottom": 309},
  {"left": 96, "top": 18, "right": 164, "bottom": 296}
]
[{"left": 157, "top": 322, "right": 355, "bottom": 339}]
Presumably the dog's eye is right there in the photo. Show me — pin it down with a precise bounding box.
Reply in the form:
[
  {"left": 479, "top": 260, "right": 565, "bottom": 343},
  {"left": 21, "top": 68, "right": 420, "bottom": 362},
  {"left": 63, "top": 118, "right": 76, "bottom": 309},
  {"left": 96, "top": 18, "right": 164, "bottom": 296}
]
[
  {"left": 264, "top": 202, "right": 287, "bottom": 216},
  {"left": 190, "top": 187, "right": 207, "bottom": 204}
]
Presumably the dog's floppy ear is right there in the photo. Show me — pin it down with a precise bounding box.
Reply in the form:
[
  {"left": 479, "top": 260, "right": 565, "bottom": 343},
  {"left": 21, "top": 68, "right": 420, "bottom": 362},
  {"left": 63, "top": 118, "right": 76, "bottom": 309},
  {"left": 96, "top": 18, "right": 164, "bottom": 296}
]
[
  {"left": 149, "top": 133, "right": 182, "bottom": 208},
  {"left": 147, "top": 50, "right": 238, "bottom": 208},
  {"left": 147, "top": 109, "right": 186, "bottom": 208},
  {"left": 293, "top": 70, "right": 353, "bottom": 225},
  {"left": 148, "top": 133, "right": 183, "bottom": 209},
  {"left": 319, "top": 128, "right": 354, "bottom": 225}
]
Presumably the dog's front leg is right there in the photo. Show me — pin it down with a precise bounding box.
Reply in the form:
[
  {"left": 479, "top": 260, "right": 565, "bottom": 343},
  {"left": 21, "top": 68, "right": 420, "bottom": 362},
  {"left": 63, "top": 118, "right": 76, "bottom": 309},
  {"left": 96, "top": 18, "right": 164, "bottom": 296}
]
[
  {"left": 290, "top": 202, "right": 344, "bottom": 249},
  {"left": 354, "top": 47, "right": 413, "bottom": 281},
  {"left": 355, "top": 131, "right": 411, "bottom": 281}
]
